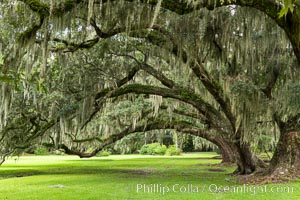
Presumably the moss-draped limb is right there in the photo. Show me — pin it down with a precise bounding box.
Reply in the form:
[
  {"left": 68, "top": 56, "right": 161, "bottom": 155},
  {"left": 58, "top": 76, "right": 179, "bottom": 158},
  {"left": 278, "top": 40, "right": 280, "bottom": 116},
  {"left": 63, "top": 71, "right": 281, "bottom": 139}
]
[
  {"left": 93, "top": 66, "right": 140, "bottom": 101},
  {"left": 57, "top": 118, "right": 195, "bottom": 158},
  {"left": 285, "top": 7, "right": 300, "bottom": 65},
  {"left": 103, "top": 83, "right": 228, "bottom": 130},
  {"left": 98, "top": 0, "right": 283, "bottom": 24},
  {"left": 18, "top": 17, "right": 44, "bottom": 45},
  {"left": 159, "top": 105, "right": 204, "bottom": 121},
  {"left": 50, "top": 37, "right": 100, "bottom": 52},
  {"left": 18, "top": 0, "right": 49, "bottom": 17},
  {"left": 92, "top": 59, "right": 227, "bottom": 131},
  {"left": 0, "top": 116, "right": 57, "bottom": 166},
  {"left": 18, "top": 0, "right": 83, "bottom": 17},
  {"left": 80, "top": 66, "right": 140, "bottom": 128},
  {"left": 16, "top": 0, "right": 282, "bottom": 43},
  {"left": 17, "top": 0, "right": 84, "bottom": 45},
  {"left": 19, "top": 0, "right": 299, "bottom": 63},
  {"left": 17, "top": 0, "right": 48, "bottom": 45},
  {"left": 56, "top": 114, "right": 218, "bottom": 158},
  {"left": 116, "top": 54, "right": 177, "bottom": 89},
  {"left": 133, "top": 28, "right": 236, "bottom": 132},
  {"left": 57, "top": 116, "right": 235, "bottom": 164},
  {"left": 113, "top": 55, "right": 231, "bottom": 132},
  {"left": 190, "top": 62, "right": 236, "bottom": 131}
]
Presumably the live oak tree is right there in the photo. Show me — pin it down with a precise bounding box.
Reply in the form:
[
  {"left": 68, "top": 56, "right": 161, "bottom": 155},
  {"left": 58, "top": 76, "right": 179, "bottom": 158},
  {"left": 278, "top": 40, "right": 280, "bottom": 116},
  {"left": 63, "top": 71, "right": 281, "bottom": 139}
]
[{"left": 0, "top": 0, "right": 299, "bottom": 177}]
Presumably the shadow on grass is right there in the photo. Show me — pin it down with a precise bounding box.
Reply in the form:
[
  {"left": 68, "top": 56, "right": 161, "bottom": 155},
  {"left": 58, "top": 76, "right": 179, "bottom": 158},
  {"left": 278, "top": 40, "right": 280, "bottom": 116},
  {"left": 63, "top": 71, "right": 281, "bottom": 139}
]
[
  {"left": 0, "top": 156, "right": 229, "bottom": 181},
  {"left": 66, "top": 157, "right": 222, "bottom": 162},
  {"left": 0, "top": 164, "right": 231, "bottom": 181}
]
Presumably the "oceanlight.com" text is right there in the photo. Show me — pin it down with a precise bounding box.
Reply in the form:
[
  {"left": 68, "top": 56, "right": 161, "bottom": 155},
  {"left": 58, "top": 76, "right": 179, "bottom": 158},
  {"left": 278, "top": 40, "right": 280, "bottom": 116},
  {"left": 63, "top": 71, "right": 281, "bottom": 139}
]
[{"left": 136, "top": 184, "right": 295, "bottom": 195}]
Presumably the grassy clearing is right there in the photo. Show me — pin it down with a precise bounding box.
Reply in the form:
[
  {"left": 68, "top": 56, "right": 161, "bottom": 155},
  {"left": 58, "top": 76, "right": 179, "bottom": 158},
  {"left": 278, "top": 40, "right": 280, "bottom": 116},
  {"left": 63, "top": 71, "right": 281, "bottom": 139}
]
[{"left": 0, "top": 153, "right": 299, "bottom": 200}]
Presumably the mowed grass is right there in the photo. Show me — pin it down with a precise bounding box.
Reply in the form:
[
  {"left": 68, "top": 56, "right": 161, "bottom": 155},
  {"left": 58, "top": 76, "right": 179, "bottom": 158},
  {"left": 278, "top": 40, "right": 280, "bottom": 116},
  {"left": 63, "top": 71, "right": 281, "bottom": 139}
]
[{"left": 0, "top": 153, "right": 299, "bottom": 200}]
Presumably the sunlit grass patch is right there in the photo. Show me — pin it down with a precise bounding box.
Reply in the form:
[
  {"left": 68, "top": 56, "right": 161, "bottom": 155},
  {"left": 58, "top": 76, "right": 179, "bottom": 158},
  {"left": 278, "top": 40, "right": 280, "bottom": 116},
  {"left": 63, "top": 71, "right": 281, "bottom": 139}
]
[{"left": 0, "top": 153, "right": 299, "bottom": 200}]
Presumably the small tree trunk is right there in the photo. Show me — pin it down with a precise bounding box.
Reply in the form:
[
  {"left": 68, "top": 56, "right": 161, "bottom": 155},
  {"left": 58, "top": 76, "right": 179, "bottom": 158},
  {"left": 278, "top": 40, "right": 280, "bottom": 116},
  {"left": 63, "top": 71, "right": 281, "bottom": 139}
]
[
  {"left": 0, "top": 157, "right": 5, "bottom": 166},
  {"left": 174, "top": 132, "right": 178, "bottom": 148},
  {"left": 0, "top": 153, "right": 9, "bottom": 166},
  {"left": 214, "top": 138, "right": 235, "bottom": 163},
  {"left": 268, "top": 131, "right": 300, "bottom": 174}
]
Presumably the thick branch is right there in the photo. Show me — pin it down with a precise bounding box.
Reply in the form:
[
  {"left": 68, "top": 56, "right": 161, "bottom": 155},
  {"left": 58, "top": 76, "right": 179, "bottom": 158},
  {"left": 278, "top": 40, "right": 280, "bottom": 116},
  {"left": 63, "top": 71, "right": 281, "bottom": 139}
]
[
  {"left": 159, "top": 104, "right": 213, "bottom": 128},
  {"left": 110, "top": 54, "right": 227, "bottom": 131},
  {"left": 285, "top": 113, "right": 300, "bottom": 131},
  {"left": 50, "top": 37, "right": 100, "bottom": 52},
  {"left": 134, "top": 28, "right": 236, "bottom": 132},
  {"left": 190, "top": 62, "right": 236, "bottom": 132},
  {"left": 261, "top": 67, "right": 280, "bottom": 99},
  {"left": 114, "top": 53, "right": 177, "bottom": 89},
  {"left": 82, "top": 65, "right": 140, "bottom": 128},
  {"left": 94, "top": 66, "right": 140, "bottom": 101},
  {"left": 20, "top": 0, "right": 299, "bottom": 63},
  {"left": 105, "top": 84, "right": 226, "bottom": 130},
  {"left": 18, "top": 0, "right": 50, "bottom": 17},
  {"left": 58, "top": 119, "right": 195, "bottom": 157},
  {"left": 129, "top": 27, "right": 237, "bottom": 132},
  {"left": 19, "top": 0, "right": 83, "bottom": 17}
]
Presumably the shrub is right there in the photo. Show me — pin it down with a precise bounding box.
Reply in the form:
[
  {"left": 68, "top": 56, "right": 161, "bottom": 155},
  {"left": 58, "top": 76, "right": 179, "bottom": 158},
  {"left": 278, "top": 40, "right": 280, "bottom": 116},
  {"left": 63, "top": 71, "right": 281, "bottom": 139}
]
[
  {"left": 166, "top": 145, "right": 181, "bottom": 156},
  {"left": 98, "top": 150, "right": 111, "bottom": 157},
  {"left": 215, "top": 148, "right": 222, "bottom": 155},
  {"left": 147, "top": 143, "right": 159, "bottom": 155},
  {"left": 139, "top": 143, "right": 167, "bottom": 155},
  {"left": 154, "top": 144, "right": 167, "bottom": 155},
  {"left": 140, "top": 144, "right": 150, "bottom": 155},
  {"left": 100, "top": 150, "right": 111, "bottom": 156},
  {"left": 34, "top": 146, "right": 49, "bottom": 155}
]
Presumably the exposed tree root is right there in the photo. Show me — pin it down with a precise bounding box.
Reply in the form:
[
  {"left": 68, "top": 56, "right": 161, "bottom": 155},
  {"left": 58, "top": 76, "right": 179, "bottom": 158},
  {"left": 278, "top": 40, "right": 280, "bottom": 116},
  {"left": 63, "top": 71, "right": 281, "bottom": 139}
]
[{"left": 238, "top": 168, "right": 300, "bottom": 184}]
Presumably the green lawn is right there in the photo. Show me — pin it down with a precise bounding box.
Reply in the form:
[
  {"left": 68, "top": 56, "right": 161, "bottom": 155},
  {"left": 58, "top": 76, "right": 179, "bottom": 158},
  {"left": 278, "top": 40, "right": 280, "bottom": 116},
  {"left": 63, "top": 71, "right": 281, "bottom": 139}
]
[{"left": 0, "top": 153, "right": 299, "bottom": 200}]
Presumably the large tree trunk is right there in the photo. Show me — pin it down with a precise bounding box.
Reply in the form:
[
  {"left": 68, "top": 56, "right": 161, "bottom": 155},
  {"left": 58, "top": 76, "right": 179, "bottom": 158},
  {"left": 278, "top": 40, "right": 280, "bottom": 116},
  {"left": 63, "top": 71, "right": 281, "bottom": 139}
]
[
  {"left": 268, "top": 131, "right": 300, "bottom": 175},
  {"left": 201, "top": 135, "right": 263, "bottom": 175},
  {"left": 230, "top": 141, "right": 266, "bottom": 175},
  {"left": 234, "top": 143, "right": 257, "bottom": 174},
  {"left": 229, "top": 128, "right": 260, "bottom": 174},
  {"left": 181, "top": 129, "right": 237, "bottom": 164}
]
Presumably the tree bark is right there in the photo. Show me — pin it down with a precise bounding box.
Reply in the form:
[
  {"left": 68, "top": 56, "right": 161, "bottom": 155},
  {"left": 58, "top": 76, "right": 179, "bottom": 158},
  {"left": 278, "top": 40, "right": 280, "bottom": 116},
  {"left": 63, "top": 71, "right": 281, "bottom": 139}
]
[
  {"left": 268, "top": 131, "right": 300, "bottom": 174},
  {"left": 233, "top": 143, "right": 257, "bottom": 174},
  {"left": 214, "top": 137, "right": 236, "bottom": 163},
  {"left": 229, "top": 138, "right": 266, "bottom": 175},
  {"left": 0, "top": 158, "right": 5, "bottom": 166},
  {"left": 283, "top": 8, "right": 300, "bottom": 65}
]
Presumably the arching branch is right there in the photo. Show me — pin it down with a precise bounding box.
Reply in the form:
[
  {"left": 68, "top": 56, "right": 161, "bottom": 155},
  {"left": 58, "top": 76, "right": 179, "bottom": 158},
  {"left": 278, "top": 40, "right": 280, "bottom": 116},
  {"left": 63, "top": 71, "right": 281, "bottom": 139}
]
[
  {"left": 81, "top": 65, "right": 140, "bottom": 128},
  {"left": 58, "top": 118, "right": 195, "bottom": 158},
  {"left": 50, "top": 37, "right": 100, "bottom": 53},
  {"left": 20, "top": 0, "right": 283, "bottom": 27},
  {"left": 130, "top": 28, "right": 236, "bottom": 132},
  {"left": 190, "top": 62, "right": 236, "bottom": 132},
  {"left": 19, "top": 0, "right": 300, "bottom": 63},
  {"left": 103, "top": 83, "right": 227, "bottom": 130}
]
